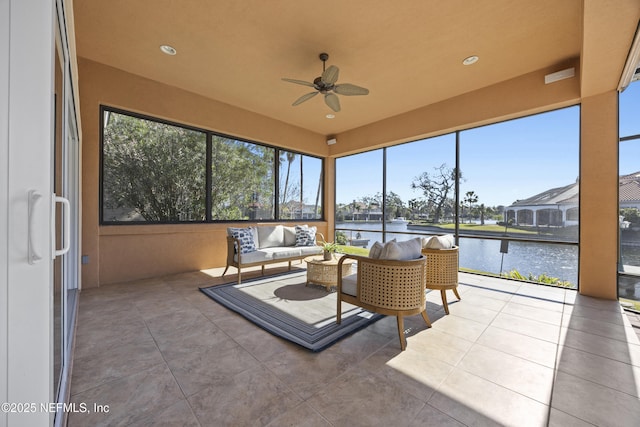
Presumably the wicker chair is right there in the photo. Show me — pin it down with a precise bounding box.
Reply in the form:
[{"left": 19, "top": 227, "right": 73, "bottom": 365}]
[
  {"left": 422, "top": 246, "right": 460, "bottom": 314},
  {"left": 336, "top": 254, "right": 431, "bottom": 351}
]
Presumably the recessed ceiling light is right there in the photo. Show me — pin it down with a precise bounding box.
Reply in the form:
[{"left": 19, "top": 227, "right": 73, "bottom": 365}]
[
  {"left": 326, "top": 114, "right": 335, "bottom": 119},
  {"left": 160, "top": 45, "right": 177, "bottom": 56},
  {"left": 463, "top": 55, "right": 479, "bottom": 65}
]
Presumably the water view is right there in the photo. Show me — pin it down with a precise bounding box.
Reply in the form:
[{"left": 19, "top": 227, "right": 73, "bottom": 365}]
[{"left": 336, "top": 221, "right": 579, "bottom": 286}]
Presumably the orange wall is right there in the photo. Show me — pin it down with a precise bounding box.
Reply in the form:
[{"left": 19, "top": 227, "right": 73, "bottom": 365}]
[
  {"left": 80, "top": 57, "right": 622, "bottom": 299},
  {"left": 579, "top": 91, "right": 619, "bottom": 299},
  {"left": 79, "top": 58, "right": 328, "bottom": 287},
  {"left": 330, "top": 62, "right": 581, "bottom": 155}
]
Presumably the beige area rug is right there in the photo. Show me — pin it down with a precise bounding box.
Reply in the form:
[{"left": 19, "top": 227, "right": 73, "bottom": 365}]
[{"left": 199, "top": 270, "right": 383, "bottom": 351}]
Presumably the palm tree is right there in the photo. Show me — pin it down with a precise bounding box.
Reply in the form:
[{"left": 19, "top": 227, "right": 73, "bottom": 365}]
[{"left": 280, "top": 151, "right": 297, "bottom": 206}]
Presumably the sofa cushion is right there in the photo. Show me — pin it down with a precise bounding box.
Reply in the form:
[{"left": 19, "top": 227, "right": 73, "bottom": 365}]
[
  {"left": 283, "top": 226, "right": 297, "bottom": 246},
  {"left": 227, "top": 227, "right": 256, "bottom": 254},
  {"left": 381, "top": 237, "right": 422, "bottom": 260},
  {"left": 341, "top": 273, "right": 358, "bottom": 297},
  {"left": 295, "top": 225, "right": 317, "bottom": 246},
  {"left": 299, "top": 245, "right": 323, "bottom": 257},
  {"left": 257, "top": 225, "right": 285, "bottom": 248},
  {"left": 423, "top": 234, "right": 454, "bottom": 249}
]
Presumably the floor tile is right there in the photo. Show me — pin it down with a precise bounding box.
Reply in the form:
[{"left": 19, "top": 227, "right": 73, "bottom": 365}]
[
  {"left": 556, "top": 345, "right": 640, "bottom": 397},
  {"left": 477, "top": 326, "right": 559, "bottom": 368},
  {"left": 359, "top": 342, "right": 454, "bottom": 402},
  {"left": 70, "top": 339, "right": 164, "bottom": 395},
  {"left": 501, "top": 300, "right": 564, "bottom": 326},
  {"left": 68, "top": 270, "right": 640, "bottom": 426},
  {"left": 551, "top": 370, "right": 640, "bottom": 427},
  {"left": 491, "top": 311, "right": 562, "bottom": 343},
  {"left": 188, "top": 365, "right": 302, "bottom": 427},
  {"left": 428, "top": 369, "right": 550, "bottom": 427},
  {"left": 68, "top": 363, "right": 184, "bottom": 427},
  {"left": 308, "top": 365, "right": 425, "bottom": 427},
  {"left": 430, "top": 313, "right": 488, "bottom": 342},
  {"left": 457, "top": 344, "right": 555, "bottom": 404},
  {"left": 265, "top": 402, "right": 332, "bottom": 427},
  {"left": 559, "top": 327, "right": 640, "bottom": 367},
  {"left": 408, "top": 403, "right": 466, "bottom": 427}
]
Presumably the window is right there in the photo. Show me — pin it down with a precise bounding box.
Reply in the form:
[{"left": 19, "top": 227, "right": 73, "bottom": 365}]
[
  {"left": 618, "top": 82, "right": 640, "bottom": 310},
  {"left": 335, "top": 106, "right": 579, "bottom": 288},
  {"left": 102, "top": 110, "right": 207, "bottom": 222},
  {"left": 278, "top": 151, "right": 323, "bottom": 220},
  {"left": 100, "top": 107, "right": 322, "bottom": 223},
  {"left": 211, "top": 136, "right": 274, "bottom": 221}
]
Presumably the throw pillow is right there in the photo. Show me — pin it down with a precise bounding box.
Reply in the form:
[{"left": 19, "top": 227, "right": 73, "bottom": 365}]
[
  {"left": 228, "top": 227, "right": 256, "bottom": 254},
  {"left": 283, "top": 226, "right": 297, "bottom": 246},
  {"left": 381, "top": 237, "right": 422, "bottom": 260},
  {"left": 369, "top": 241, "right": 384, "bottom": 259},
  {"left": 424, "top": 234, "right": 454, "bottom": 249},
  {"left": 295, "top": 225, "right": 317, "bottom": 246},
  {"left": 257, "top": 225, "right": 284, "bottom": 248}
]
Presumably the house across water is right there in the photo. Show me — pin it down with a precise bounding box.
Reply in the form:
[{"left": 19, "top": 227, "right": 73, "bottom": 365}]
[{"left": 506, "top": 172, "right": 640, "bottom": 228}]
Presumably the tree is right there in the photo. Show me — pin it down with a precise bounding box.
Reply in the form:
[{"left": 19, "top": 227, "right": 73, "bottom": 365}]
[
  {"left": 103, "top": 113, "right": 207, "bottom": 221},
  {"left": 411, "top": 164, "right": 460, "bottom": 223},
  {"left": 462, "top": 191, "right": 478, "bottom": 223},
  {"left": 210, "top": 137, "right": 274, "bottom": 220},
  {"left": 383, "top": 191, "right": 406, "bottom": 220},
  {"left": 102, "top": 112, "right": 275, "bottom": 222}
]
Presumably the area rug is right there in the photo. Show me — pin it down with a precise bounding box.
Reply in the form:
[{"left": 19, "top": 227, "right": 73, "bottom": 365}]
[{"left": 199, "top": 270, "right": 383, "bottom": 352}]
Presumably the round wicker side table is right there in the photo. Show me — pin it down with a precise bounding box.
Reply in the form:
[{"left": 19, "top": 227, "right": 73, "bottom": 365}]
[{"left": 305, "top": 255, "right": 355, "bottom": 291}]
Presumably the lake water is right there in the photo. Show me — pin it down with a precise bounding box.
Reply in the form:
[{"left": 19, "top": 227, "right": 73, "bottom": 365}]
[{"left": 336, "top": 221, "right": 579, "bottom": 286}]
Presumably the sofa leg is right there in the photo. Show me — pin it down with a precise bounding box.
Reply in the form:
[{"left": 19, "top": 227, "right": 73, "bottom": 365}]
[
  {"left": 261, "top": 265, "right": 265, "bottom": 275},
  {"left": 288, "top": 260, "right": 292, "bottom": 270},
  {"left": 237, "top": 267, "right": 241, "bottom": 285},
  {"left": 396, "top": 315, "right": 406, "bottom": 351}
]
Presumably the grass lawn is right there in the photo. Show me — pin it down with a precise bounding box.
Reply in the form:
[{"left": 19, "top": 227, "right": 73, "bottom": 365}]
[{"left": 416, "top": 222, "right": 542, "bottom": 235}]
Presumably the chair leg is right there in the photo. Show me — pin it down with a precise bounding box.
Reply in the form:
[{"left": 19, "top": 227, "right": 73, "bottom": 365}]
[
  {"left": 222, "top": 265, "right": 229, "bottom": 276},
  {"left": 261, "top": 265, "right": 265, "bottom": 275},
  {"left": 396, "top": 315, "right": 406, "bottom": 351},
  {"left": 453, "top": 287, "right": 461, "bottom": 301},
  {"left": 336, "top": 298, "right": 342, "bottom": 324},
  {"left": 441, "top": 289, "right": 450, "bottom": 315},
  {"left": 421, "top": 310, "right": 432, "bottom": 328}
]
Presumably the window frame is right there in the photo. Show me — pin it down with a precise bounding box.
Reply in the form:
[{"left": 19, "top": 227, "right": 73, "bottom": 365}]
[{"left": 99, "top": 105, "right": 324, "bottom": 225}]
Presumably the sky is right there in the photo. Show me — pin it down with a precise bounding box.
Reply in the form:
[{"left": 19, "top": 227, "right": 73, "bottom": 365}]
[{"left": 335, "top": 83, "right": 640, "bottom": 208}]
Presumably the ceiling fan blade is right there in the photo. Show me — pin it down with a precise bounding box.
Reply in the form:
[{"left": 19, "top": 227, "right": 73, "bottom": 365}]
[
  {"left": 282, "top": 78, "right": 316, "bottom": 88},
  {"left": 292, "top": 91, "right": 319, "bottom": 106},
  {"left": 334, "top": 83, "right": 369, "bottom": 96},
  {"left": 321, "top": 65, "right": 339, "bottom": 85},
  {"left": 324, "top": 93, "right": 341, "bottom": 112}
]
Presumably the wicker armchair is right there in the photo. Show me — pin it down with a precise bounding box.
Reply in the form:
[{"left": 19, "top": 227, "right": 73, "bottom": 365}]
[
  {"left": 422, "top": 246, "right": 460, "bottom": 314},
  {"left": 336, "top": 254, "right": 431, "bottom": 351}
]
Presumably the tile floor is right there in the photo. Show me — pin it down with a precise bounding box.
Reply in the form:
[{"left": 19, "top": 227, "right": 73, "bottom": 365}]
[{"left": 68, "top": 263, "right": 640, "bottom": 426}]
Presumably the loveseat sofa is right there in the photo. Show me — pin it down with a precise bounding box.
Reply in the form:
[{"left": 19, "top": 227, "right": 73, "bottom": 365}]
[{"left": 222, "top": 224, "right": 323, "bottom": 283}]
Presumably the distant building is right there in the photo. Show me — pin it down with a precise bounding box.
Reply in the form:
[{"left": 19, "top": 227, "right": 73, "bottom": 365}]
[{"left": 506, "top": 172, "right": 640, "bottom": 228}]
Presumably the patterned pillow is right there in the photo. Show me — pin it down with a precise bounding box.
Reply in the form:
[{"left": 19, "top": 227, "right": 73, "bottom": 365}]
[
  {"left": 295, "top": 225, "right": 317, "bottom": 246},
  {"left": 228, "top": 227, "right": 256, "bottom": 254}
]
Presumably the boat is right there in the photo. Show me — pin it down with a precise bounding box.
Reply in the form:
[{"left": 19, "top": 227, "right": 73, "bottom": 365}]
[{"left": 390, "top": 217, "right": 410, "bottom": 224}]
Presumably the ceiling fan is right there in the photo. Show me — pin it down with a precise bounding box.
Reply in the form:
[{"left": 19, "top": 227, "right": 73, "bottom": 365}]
[{"left": 282, "top": 53, "right": 369, "bottom": 112}]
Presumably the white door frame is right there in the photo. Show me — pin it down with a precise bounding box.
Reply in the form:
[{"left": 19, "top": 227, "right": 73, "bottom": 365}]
[{"left": 1, "top": 1, "right": 56, "bottom": 426}]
